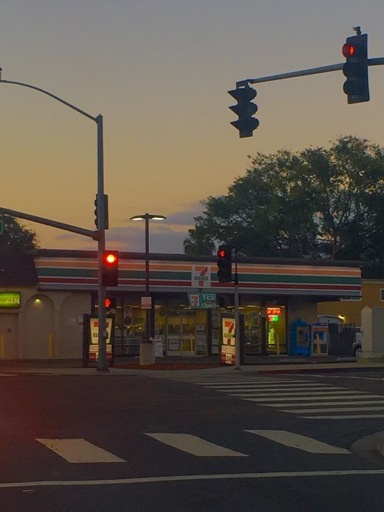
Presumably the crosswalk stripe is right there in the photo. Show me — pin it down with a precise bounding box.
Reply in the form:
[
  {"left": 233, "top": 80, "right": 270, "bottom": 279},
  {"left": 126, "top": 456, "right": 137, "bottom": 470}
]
[
  {"left": 195, "top": 379, "right": 306, "bottom": 385},
  {"left": 202, "top": 383, "right": 327, "bottom": 389},
  {"left": 241, "top": 389, "right": 357, "bottom": 398},
  {"left": 245, "top": 394, "right": 383, "bottom": 402},
  {"left": 214, "top": 386, "right": 335, "bottom": 393},
  {"left": 188, "top": 376, "right": 384, "bottom": 419},
  {"left": 246, "top": 430, "right": 350, "bottom": 454},
  {"left": 302, "top": 414, "right": 384, "bottom": 419},
  {"left": 145, "top": 433, "right": 248, "bottom": 457},
  {"left": 268, "top": 400, "right": 384, "bottom": 407},
  {"left": 283, "top": 405, "right": 384, "bottom": 413},
  {"left": 36, "top": 439, "right": 126, "bottom": 463}
]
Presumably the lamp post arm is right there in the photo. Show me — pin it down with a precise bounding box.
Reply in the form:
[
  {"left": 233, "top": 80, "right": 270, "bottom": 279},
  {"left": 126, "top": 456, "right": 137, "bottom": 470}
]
[
  {"left": 0, "top": 75, "right": 108, "bottom": 371},
  {"left": 0, "top": 79, "right": 97, "bottom": 122}
]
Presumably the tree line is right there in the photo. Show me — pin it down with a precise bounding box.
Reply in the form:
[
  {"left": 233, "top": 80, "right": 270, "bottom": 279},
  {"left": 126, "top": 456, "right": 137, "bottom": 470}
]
[{"left": 183, "top": 136, "right": 384, "bottom": 277}]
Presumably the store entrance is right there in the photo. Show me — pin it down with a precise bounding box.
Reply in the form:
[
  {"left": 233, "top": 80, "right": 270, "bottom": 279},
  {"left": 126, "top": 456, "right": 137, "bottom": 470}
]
[
  {"left": 243, "top": 304, "right": 287, "bottom": 356},
  {"left": 165, "top": 310, "right": 196, "bottom": 356},
  {"left": 266, "top": 306, "right": 286, "bottom": 355}
]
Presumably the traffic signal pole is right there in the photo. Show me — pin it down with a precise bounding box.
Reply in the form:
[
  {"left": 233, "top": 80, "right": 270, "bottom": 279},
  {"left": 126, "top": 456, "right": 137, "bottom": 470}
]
[
  {"left": 231, "top": 29, "right": 384, "bottom": 138},
  {"left": 0, "top": 76, "right": 109, "bottom": 372},
  {"left": 233, "top": 249, "right": 241, "bottom": 370},
  {"left": 236, "top": 58, "right": 384, "bottom": 89},
  {"left": 95, "top": 114, "right": 108, "bottom": 372}
]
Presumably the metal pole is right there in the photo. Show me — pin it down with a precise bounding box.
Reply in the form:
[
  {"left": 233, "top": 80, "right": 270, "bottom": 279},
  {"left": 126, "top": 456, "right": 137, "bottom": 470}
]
[
  {"left": 96, "top": 115, "right": 108, "bottom": 371},
  {"left": 145, "top": 214, "right": 150, "bottom": 344},
  {"left": 234, "top": 249, "right": 241, "bottom": 370},
  {"left": 0, "top": 77, "right": 108, "bottom": 371},
  {"left": 236, "top": 58, "right": 384, "bottom": 88}
]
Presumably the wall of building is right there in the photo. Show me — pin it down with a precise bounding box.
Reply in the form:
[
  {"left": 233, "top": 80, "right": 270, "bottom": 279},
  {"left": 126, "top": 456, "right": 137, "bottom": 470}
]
[
  {"left": 317, "top": 279, "right": 384, "bottom": 327},
  {"left": 0, "top": 251, "right": 363, "bottom": 360},
  {"left": 0, "top": 287, "right": 91, "bottom": 360},
  {"left": 288, "top": 298, "right": 318, "bottom": 325}
]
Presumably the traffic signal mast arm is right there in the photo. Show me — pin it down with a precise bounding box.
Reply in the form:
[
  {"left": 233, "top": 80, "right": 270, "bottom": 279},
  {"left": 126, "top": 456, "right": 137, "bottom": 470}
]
[
  {"left": 235, "top": 58, "right": 384, "bottom": 88},
  {"left": 0, "top": 206, "right": 99, "bottom": 240}
]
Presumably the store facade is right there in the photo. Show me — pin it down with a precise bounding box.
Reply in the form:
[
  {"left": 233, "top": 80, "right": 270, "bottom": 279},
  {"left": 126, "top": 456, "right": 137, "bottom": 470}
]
[{"left": 8, "top": 249, "right": 359, "bottom": 360}]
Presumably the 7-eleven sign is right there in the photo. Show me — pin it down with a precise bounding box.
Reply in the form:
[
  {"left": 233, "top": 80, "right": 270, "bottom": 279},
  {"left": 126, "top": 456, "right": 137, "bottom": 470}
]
[{"left": 221, "top": 317, "right": 236, "bottom": 365}]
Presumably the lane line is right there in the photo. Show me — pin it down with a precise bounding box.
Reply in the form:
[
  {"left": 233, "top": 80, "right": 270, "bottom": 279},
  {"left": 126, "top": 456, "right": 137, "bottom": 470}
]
[
  {"left": 245, "top": 430, "right": 350, "bottom": 454},
  {"left": 36, "top": 439, "right": 126, "bottom": 463},
  {"left": 145, "top": 433, "right": 248, "bottom": 457},
  {"left": 1, "top": 469, "right": 383, "bottom": 489}
]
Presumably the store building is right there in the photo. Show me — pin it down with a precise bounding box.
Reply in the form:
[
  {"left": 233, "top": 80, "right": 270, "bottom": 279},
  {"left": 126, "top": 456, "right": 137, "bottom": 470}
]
[{"left": 0, "top": 249, "right": 361, "bottom": 360}]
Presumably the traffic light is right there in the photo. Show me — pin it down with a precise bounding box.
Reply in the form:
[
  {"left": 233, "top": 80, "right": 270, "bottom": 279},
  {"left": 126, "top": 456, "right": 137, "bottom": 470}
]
[
  {"left": 342, "top": 33, "right": 369, "bottom": 104},
  {"left": 94, "top": 195, "right": 99, "bottom": 228},
  {"left": 228, "top": 85, "right": 259, "bottom": 138},
  {"left": 94, "top": 194, "right": 109, "bottom": 230},
  {"left": 217, "top": 244, "right": 232, "bottom": 283},
  {"left": 102, "top": 251, "right": 119, "bottom": 287},
  {"left": 104, "top": 297, "right": 117, "bottom": 309}
]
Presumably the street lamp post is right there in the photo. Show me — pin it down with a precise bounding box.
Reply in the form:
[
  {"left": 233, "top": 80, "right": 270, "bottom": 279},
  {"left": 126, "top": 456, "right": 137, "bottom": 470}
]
[
  {"left": 0, "top": 74, "right": 109, "bottom": 371},
  {"left": 131, "top": 213, "right": 166, "bottom": 364}
]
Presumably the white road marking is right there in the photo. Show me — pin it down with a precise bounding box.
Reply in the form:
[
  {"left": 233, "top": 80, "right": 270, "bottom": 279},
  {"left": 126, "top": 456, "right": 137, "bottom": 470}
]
[
  {"left": 217, "top": 387, "right": 338, "bottom": 394},
  {"left": 302, "top": 414, "right": 384, "bottom": 419},
  {"left": 0, "top": 469, "right": 384, "bottom": 489},
  {"left": 246, "top": 430, "right": 350, "bottom": 454},
  {"left": 242, "top": 390, "right": 360, "bottom": 398},
  {"left": 284, "top": 405, "right": 384, "bottom": 413},
  {"left": 195, "top": 379, "right": 307, "bottom": 385},
  {"left": 247, "top": 394, "right": 383, "bottom": 402},
  {"left": 203, "top": 383, "right": 329, "bottom": 390},
  {"left": 191, "top": 377, "right": 384, "bottom": 419},
  {"left": 36, "top": 438, "right": 126, "bottom": 463},
  {"left": 145, "top": 433, "right": 248, "bottom": 457},
  {"left": 269, "top": 399, "right": 384, "bottom": 407}
]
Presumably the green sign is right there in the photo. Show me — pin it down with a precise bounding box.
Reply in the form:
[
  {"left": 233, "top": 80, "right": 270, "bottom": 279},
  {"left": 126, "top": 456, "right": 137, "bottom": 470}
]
[
  {"left": 0, "top": 292, "right": 21, "bottom": 308},
  {"left": 188, "top": 293, "right": 217, "bottom": 309},
  {"left": 0, "top": 216, "right": 3, "bottom": 235}
]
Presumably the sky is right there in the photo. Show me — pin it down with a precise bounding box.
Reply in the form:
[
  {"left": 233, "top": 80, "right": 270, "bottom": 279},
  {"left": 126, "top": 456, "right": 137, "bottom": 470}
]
[{"left": 1, "top": 0, "right": 384, "bottom": 254}]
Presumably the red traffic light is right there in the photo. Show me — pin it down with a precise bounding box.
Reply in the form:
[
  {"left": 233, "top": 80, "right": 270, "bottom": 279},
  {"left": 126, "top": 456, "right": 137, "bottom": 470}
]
[
  {"left": 217, "top": 244, "right": 232, "bottom": 283},
  {"left": 104, "top": 297, "right": 117, "bottom": 309},
  {"left": 102, "top": 251, "right": 119, "bottom": 287},
  {"left": 342, "top": 42, "right": 355, "bottom": 58},
  {"left": 103, "top": 252, "right": 118, "bottom": 266}
]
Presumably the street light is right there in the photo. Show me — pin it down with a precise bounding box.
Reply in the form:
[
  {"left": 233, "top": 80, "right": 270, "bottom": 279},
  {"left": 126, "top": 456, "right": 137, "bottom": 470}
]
[
  {"left": 131, "top": 213, "right": 166, "bottom": 364},
  {"left": 0, "top": 73, "right": 109, "bottom": 371}
]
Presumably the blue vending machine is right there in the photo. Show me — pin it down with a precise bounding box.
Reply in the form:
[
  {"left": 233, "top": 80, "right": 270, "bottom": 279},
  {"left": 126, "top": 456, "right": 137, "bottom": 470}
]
[{"left": 289, "top": 318, "right": 311, "bottom": 356}]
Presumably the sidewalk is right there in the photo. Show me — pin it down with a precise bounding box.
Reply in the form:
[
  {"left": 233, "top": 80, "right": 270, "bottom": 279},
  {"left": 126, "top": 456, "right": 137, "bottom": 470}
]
[{"left": 1, "top": 354, "right": 384, "bottom": 374}]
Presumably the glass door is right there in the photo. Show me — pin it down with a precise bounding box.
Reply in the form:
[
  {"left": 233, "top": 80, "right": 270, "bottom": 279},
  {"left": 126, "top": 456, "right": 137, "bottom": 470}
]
[{"left": 166, "top": 310, "right": 196, "bottom": 356}]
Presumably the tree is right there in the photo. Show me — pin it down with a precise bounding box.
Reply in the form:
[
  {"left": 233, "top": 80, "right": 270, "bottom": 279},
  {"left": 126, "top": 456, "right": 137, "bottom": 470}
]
[
  {"left": 189, "top": 136, "right": 384, "bottom": 273},
  {"left": 183, "top": 223, "right": 215, "bottom": 255},
  {"left": 300, "top": 136, "right": 384, "bottom": 261},
  {"left": 0, "top": 216, "right": 39, "bottom": 255}
]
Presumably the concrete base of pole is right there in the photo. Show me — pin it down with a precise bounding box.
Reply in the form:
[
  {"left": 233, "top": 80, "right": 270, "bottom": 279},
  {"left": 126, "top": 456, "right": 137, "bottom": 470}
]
[{"left": 139, "top": 342, "right": 155, "bottom": 365}]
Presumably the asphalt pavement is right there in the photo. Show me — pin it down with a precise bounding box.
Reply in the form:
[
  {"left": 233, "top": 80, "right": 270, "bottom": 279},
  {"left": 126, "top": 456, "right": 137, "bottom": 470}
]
[{"left": 1, "top": 353, "right": 384, "bottom": 465}]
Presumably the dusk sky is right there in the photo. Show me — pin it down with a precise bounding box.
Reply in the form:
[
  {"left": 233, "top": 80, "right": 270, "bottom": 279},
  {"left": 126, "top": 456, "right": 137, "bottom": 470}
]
[{"left": 1, "top": 1, "right": 383, "bottom": 254}]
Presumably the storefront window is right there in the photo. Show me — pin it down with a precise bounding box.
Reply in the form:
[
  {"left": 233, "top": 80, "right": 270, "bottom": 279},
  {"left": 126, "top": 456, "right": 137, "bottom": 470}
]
[{"left": 266, "top": 306, "right": 286, "bottom": 355}]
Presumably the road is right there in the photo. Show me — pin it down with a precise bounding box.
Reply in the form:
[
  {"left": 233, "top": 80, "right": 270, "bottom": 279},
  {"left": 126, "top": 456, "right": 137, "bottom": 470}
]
[{"left": 1, "top": 368, "right": 384, "bottom": 511}]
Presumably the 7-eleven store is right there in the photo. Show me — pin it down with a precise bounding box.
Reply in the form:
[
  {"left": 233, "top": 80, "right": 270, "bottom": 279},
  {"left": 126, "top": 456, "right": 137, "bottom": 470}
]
[{"left": 14, "top": 249, "right": 360, "bottom": 360}]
